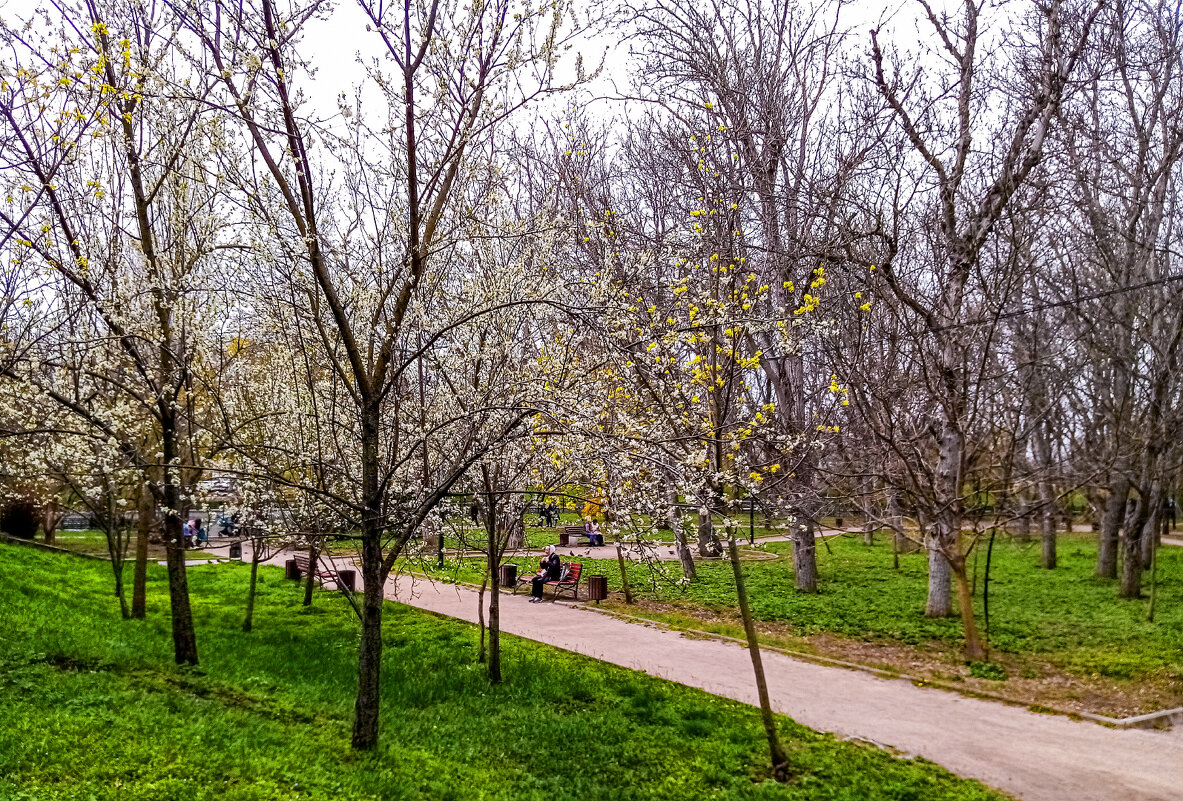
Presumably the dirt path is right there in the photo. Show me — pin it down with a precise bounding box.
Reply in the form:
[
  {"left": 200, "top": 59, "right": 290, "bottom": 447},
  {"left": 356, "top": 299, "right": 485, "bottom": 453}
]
[{"left": 203, "top": 542, "right": 1182, "bottom": 800}]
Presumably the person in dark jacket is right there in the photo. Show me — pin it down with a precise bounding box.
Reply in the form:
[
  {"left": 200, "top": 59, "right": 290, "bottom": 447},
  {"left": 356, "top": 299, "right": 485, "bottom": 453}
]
[{"left": 530, "top": 545, "right": 561, "bottom": 602}]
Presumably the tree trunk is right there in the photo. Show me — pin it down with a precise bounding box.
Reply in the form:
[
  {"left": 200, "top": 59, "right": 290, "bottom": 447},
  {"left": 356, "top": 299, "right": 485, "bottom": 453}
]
[
  {"left": 1040, "top": 500, "right": 1057, "bottom": 570},
  {"left": 888, "top": 486, "right": 918, "bottom": 554},
  {"left": 1097, "top": 479, "right": 1126, "bottom": 578},
  {"left": 926, "top": 544, "right": 953, "bottom": 617},
  {"left": 131, "top": 485, "right": 151, "bottom": 619},
  {"left": 351, "top": 530, "right": 385, "bottom": 749},
  {"left": 1032, "top": 413, "right": 1056, "bottom": 569},
  {"left": 1015, "top": 504, "right": 1031, "bottom": 543},
  {"left": 952, "top": 560, "right": 985, "bottom": 660},
  {"left": 487, "top": 560, "right": 501, "bottom": 683},
  {"left": 1140, "top": 484, "right": 1161, "bottom": 569},
  {"left": 113, "top": 548, "right": 129, "bottom": 620},
  {"left": 303, "top": 538, "right": 319, "bottom": 607},
  {"left": 243, "top": 547, "right": 260, "bottom": 633},
  {"left": 1119, "top": 493, "right": 1147, "bottom": 598},
  {"left": 674, "top": 523, "right": 696, "bottom": 581},
  {"left": 162, "top": 511, "right": 198, "bottom": 665},
  {"left": 861, "top": 475, "right": 875, "bottom": 545},
  {"left": 42, "top": 501, "right": 58, "bottom": 545},
  {"left": 616, "top": 543, "right": 633, "bottom": 603},
  {"left": 696, "top": 508, "right": 720, "bottom": 556},
  {"left": 726, "top": 526, "right": 789, "bottom": 783},
  {"left": 481, "top": 477, "right": 502, "bottom": 683},
  {"left": 477, "top": 572, "right": 487, "bottom": 664},
  {"left": 792, "top": 521, "right": 818, "bottom": 593},
  {"left": 351, "top": 408, "right": 385, "bottom": 751}
]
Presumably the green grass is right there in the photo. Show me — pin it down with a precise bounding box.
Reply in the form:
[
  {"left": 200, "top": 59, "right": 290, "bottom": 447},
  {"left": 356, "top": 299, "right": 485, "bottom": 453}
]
[
  {"left": 419, "top": 532, "right": 1183, "bottom": 684},
  {"left": 48, "top": 529, "right": 215, "bottom": 560},
  {"left": 0, "top": 542, "right": 1006, "bottom": 801}
]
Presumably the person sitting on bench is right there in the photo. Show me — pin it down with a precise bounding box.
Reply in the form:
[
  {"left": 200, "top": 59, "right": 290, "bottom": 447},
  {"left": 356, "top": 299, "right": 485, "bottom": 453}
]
[
  {"left": 530, "top": 545, "right": 561, "bottom": 603},
  {"left": 584, "top": 518, "right": 603, "bottom": 547}
]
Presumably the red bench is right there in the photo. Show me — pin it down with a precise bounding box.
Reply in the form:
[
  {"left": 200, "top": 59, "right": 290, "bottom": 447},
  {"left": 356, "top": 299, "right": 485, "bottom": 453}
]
[
  {"left": 293, "top": 553, "right": 354, "bottom": 591},
  {"left": 514, "top": 562, "right": 582, "bottom": 600}
]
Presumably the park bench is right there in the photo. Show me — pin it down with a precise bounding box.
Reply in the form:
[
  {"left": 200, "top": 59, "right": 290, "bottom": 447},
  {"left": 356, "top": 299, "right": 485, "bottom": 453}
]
[
  {"left": 558, "top": 524, "right": 585, "bottom": 546},
  {"left": 292, "top": 553, "right": 353, "bottom": 591},
  {"left": 513, "top": 561, "right": 583, "bottom": 600},
  {"left": 559, "top": 525, "right": 604, "bottom": 546}
]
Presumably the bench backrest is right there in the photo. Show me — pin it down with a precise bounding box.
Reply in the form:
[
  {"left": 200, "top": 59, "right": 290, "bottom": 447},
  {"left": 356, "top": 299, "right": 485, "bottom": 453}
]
[
  {"left": 562, "top": 525, "right": 585, "bottom": 536},
  {"left": 293, "top": 554, "right": 311, "bottom": 570},
  {"left": 561, "top": 562, "right": 582, "bottom": 584}
]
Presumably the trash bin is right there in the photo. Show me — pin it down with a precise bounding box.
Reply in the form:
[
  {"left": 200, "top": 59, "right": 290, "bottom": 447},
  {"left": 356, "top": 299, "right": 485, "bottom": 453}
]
[
  {"left": 337, "top": 570, "right": 356, "bottom": 592},
  {"left": 229, "top": 540, "right": 242, "bottom": 560},
  {"left": 284, "top": 559, "right": 300, "bottom": 580},
  {"left": 587, "top": 574, "right": 607, "bottom": 603},
  {"left": 499, "top": 563, "right": 517, "bottom": 587}
]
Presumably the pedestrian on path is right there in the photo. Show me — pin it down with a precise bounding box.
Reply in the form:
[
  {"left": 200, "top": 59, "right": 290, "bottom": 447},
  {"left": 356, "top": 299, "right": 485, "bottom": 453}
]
[{"left": 530, "top": 545, "right": 561, "bottom": 602}]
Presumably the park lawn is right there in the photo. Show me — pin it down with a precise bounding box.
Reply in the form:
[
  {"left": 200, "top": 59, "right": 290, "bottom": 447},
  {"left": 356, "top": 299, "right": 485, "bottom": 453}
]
[
  {"left": 415, "top": 533, "right": 1183, "bottom": 713},
  {"left": 0, "top": 542, "right": 1007, "bottom": 801},
  {"left": 47, "top": 529, "right": 215, "bottom": 561}
]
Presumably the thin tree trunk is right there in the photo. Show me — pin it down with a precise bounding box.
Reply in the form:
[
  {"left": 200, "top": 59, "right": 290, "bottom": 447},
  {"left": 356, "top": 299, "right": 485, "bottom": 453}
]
[
  {"left": 674, "top": 523, "right": 696, "bottom": 581},
  {"left": 1016, "top": 504, "right": 1031, "bottom": 543},
  {"left": 487, "top": 564, "right": 501, "bottom": 682},
  {"left": 670, "top": 482, "right": 695, "bottom": 580},
  {"left": 480, "top": 470, "right": 502, "bottom": 683},
  {"left": 477, "top": 571, "right": 488, "bottom": 664},
  {"left": 952, "top": 560, "right": 985, "bottom": 660},
  {"left": 1140, "top": 483, "right": 1161, "bottom": 569},
  {"left": 1032, "top": 414, "right": 1057, "bottom": 569},
  {"left": 616, "top": 543, "right": 633, "bottom": 604},
  {"left": 303, "top": 538, "right": 319, "bottom": 607},
  {"left": 112, "top": 542, "right": 129, "bottom": 621},
  {"left": 243, "top": 546, "right": 260, "bottom": 633},
  {"left": 726, "top": 527, "right": 789, "bottom": 783},
  {"left": 131, "top": 485, "right": 151, "bottom": 619}
]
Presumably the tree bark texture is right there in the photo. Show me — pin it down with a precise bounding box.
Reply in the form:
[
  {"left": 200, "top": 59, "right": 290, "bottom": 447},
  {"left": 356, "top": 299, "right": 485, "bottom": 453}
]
[
  {"left": 1098, "top": 479, "right": 1127, "bottom": 578},
  {"left": 792, "top": 522, "right": 818, "bottom": 593},
  {"left": 351, "top": 530, "right": 385, "bottom": 749}
]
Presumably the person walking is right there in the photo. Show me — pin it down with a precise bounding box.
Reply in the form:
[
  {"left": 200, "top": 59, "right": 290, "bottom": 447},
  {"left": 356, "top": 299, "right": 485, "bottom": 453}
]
[{"left": 530, "top": 545, "right": 561, "bottom": 602}]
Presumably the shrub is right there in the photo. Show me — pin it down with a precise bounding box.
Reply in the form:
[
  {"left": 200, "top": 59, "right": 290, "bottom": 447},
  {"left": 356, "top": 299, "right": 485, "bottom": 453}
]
[{"left": 0, "top": 499, "right": 40, "bottom": 539}]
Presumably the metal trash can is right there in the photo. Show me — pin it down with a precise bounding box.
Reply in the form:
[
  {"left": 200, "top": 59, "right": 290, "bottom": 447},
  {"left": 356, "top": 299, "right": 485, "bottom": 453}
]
[
  {"left": 587, "top": 574, "right": 607, "bottom": 603},
  {"left": 229, "top": 540, "right": 242, "bottom": 560},
  {"left": 499, "top": 563, "right": 517, "bottom": 587},
  {"left": 284, "top": 559, "right": 300, "bottom": 580},
  {"left": 337, "top": 570, "right": 356, "bottom": 592}
]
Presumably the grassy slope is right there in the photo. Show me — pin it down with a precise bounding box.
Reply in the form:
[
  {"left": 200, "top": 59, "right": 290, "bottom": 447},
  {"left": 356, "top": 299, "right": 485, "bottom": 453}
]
[
  {"left": 0, "top": 543, "right": 1005, "bottom": 801},
  {"left": 426, "top": 533, "right": 1183, "bottom": 682}
]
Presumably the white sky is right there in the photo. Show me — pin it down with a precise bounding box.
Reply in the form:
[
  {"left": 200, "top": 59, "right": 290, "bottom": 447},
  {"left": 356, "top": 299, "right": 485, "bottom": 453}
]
[{"left": 0, "top": 0, "right": 953, "bottom": 131}]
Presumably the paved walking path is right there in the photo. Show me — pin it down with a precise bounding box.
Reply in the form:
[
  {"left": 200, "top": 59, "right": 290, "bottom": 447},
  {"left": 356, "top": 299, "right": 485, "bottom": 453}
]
[
  {"left": 204, "top": 542, "right": 1182, "bottom": 800},
  {"left": 384, "top": 575, "right": 1182, "bottom": 801}
]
